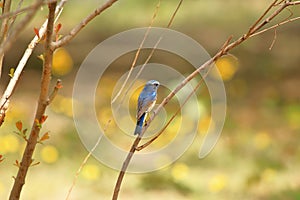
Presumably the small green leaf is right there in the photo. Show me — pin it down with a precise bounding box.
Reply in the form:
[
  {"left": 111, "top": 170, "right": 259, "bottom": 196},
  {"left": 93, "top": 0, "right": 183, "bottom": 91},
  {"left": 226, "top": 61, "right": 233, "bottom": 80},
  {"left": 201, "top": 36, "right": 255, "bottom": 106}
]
[
  {"left": 37, "top": 54, "right": 45, "bottom": 62},
  {"left": 9, "top": 68, "right": 15, "bottom": 78}
]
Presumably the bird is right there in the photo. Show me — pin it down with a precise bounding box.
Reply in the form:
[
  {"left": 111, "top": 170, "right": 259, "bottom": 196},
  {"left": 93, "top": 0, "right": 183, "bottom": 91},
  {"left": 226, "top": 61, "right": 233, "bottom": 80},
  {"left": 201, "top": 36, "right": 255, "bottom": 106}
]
[{"left": 134, "top": 80, "right": 160, "bottom": 135}]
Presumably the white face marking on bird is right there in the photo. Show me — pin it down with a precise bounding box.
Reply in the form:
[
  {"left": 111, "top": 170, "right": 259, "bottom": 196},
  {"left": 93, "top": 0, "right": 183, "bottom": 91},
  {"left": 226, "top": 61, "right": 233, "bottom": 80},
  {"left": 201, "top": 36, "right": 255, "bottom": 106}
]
[{"left": 146, "top": 80, "right": 160, "bottom": 90}]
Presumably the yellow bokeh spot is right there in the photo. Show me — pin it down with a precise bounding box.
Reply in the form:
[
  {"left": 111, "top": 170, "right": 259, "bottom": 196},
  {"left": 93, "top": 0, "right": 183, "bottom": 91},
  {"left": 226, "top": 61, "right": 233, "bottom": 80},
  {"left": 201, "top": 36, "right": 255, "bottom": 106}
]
[
  {"left": 254, "top": 131, "right": 271, "bottom": 150},
  {"left": 198, "top": 116, "right": 213, "bottom": 135},
  {"left": 40, "top": 145, "right": 59, "bottom": 164},
  {"left": 213, "top": 55, "right": 238, "bottom": 81},
  {"left": 171, "top": 163, "right": 189, "bottom": 181},
  {"left": 52, "top": 47, "right": 73, "bottom": 76},
  {"left": 82, "top": 164, "right": 101, "bottom": 180},
  {"left": 51, "top": 95, "right": 73, "bottom": 117},
  {"left": 261, "top": 168, "right": 277, "bottom": 183},
  {"left": 0, "top": 181, "right": 4, "bottom": 195},
  {"left": 209, "top": 174, "right": 228, "bottom": 193},
  {"left": 0, "top": 135, "right": 20, "bottom": 154}
]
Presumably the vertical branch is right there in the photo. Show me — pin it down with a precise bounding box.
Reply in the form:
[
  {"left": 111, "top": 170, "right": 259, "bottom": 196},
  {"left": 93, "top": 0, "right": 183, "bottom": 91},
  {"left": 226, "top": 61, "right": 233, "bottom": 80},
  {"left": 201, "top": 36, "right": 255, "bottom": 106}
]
[
  {"left": 8, "top": 2, "right": 57, "bottom": 200},
  {"left": 112, "top": 137, "right": 141, "bottom": 200}
]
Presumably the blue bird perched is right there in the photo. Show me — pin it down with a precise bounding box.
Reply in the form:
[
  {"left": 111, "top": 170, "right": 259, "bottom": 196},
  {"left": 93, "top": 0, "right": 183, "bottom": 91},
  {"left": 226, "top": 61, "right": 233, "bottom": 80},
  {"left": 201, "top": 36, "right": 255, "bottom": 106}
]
[{"left": 134, "top": 80, "right": 160, "bottom": 135}]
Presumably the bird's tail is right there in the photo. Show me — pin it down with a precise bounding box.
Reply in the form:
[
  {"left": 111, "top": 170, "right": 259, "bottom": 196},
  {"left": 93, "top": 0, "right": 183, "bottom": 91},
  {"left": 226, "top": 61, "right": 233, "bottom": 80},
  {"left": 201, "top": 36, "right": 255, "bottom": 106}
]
[{"left": 134, "top": 113, "right": 146, "bottom": 135}]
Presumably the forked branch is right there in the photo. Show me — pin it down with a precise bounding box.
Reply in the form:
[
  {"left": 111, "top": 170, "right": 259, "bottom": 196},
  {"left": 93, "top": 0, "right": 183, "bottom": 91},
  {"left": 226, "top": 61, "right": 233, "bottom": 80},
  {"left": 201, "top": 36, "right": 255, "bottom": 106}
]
[
  {"left": 112, "top": 1, "right": 300, "bottom": 199},
  {"left": 52, "top": 0, "right": 119, "bottom": 49}
]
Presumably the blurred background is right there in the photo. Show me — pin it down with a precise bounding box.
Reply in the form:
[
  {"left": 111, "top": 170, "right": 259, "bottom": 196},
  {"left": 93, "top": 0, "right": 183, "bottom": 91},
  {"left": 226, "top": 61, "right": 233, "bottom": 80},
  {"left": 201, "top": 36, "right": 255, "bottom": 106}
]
[{"left": 0, "top": 0, "right": 300, "bottom": 199}]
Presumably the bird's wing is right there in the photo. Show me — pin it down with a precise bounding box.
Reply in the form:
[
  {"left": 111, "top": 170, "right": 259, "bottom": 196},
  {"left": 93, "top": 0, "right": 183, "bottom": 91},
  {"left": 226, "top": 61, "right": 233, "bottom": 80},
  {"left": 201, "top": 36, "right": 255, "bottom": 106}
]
[{"left": 137, "top": 98, "right": 156, "bottom": 119}]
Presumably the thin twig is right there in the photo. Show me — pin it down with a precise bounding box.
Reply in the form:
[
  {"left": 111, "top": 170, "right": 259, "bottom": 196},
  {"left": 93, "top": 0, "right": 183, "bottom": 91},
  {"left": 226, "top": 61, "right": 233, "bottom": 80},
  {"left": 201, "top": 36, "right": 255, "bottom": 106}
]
[
  {"left": 248, "top": 0, "right": 278, "bottom": 35},
  {"left": 274, "top": 0, "right": 285, "bottom": 6},
  {"left": 112, "top": 136, "right": 141, "bottom": 200},
  {"left": 123, "top": 0, "right": 182, "bottom": 92},
  {"left": 250, "top": 16, "right": 300, "bottom": 37},
  {"left": 269, "top": 28, "right": 277, "bottom": 50},
  {"left": 167, "top": 0, "right": 183, "bottom": 27},
  {"left": 287, "top": 0, "right": 300, "bottom": 5},
  {"left": 112, "top": 0, "right": 182, "bottom": 105},
  {"left": 8, "top": 2, "right": 57, "bottom": 200},
  {"left": 113, "top": 0, "right": 184, "bottom": 107},
  {"left": 119, "top": 37, "right": 162, "bottom": 107},
  {"left": 111, "top": 0, "right": 161, "bottom": 104},
  {"left": 65, "top": 118, "right": 111, "bottom": 200},
  {"left": 48, "top": 79, "right": 63, "bottom": 104},
  {"left": 52, "top": 0, "right": 118, "bottom": 49}
]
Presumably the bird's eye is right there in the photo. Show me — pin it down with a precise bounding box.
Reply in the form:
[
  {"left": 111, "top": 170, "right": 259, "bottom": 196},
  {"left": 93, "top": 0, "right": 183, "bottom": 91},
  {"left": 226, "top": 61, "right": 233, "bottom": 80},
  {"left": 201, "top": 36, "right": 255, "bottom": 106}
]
[{"left": 153, "top": 83, "right": 159, "bottom": 86}]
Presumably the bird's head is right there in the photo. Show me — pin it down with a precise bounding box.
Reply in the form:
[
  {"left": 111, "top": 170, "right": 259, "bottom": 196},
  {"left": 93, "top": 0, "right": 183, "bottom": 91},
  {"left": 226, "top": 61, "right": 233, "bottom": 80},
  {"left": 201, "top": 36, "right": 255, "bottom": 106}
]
[{"left": 145, "top": 80, "right": 160, "bottom": 91}]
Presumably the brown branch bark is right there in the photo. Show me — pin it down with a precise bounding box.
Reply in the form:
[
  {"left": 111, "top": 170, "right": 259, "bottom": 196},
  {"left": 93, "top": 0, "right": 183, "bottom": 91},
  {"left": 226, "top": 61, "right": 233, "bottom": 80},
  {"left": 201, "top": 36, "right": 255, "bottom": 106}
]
[
  {"left": 112, "top": 137, "right": 141, "bottom": 200},
  {"left": 250, "top": 16, "right": 300, "bottom": 37},
  {"left": 0, "top": 0, "right": 65, "bottom": 127},
  {"left": 52, "top": 0, "right": 118, "bottom": 49},
  {"left": 288, "top": 0, "right": 300, "bottom": 5},
  {"left": 112, "top": 1, "right": 300, "bottom": 199},
  {"left": 8, "top": 2, "right": 57, "bottom": 200}
]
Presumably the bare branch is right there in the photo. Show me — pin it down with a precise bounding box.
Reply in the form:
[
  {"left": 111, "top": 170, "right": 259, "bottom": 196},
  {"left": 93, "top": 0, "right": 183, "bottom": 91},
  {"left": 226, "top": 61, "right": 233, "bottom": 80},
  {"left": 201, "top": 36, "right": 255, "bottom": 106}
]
[
  {"left": 112, "top": 137, "right": 141, "bottom": 200},
  {"left": 65, "top": 118, "right": 112, "bottom": 200},
  {"left": 112, "top": 0, "right": 183, "bottom": 104},
  {"left": 52, "top": 0, "right": 118, "bottom": 49},
  {"left": 269, "top": 28, "right": 277, "bottom": 50},
  {"left": 112, "top": 1, "right": 300, "bottom": 199},
  {"left": 118, "top": 37, "right": 162, "bottom": 107},
  {"left": 48, "top": 79, "right": 63, "bottom": 104},
  {"left": 287, "top": 0, "right": 300, "bottom": 5},
  {"left": 111, "top": 0, "right": 161, "bottom": 104},
  {"left": 250, "top": 16, "right": 300, "bottom": 37},
  {"left": 248, "top": 0, "right": 278, "bottom": 35},
  {"left": 167, "top": 0, "right": 183, "bottom": 28},
  {"left": 0, "top": 0, "right": 65, "bottom": 127},
  {"left": 8, "top": 2, "right": 57, "bottom": 200}
]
